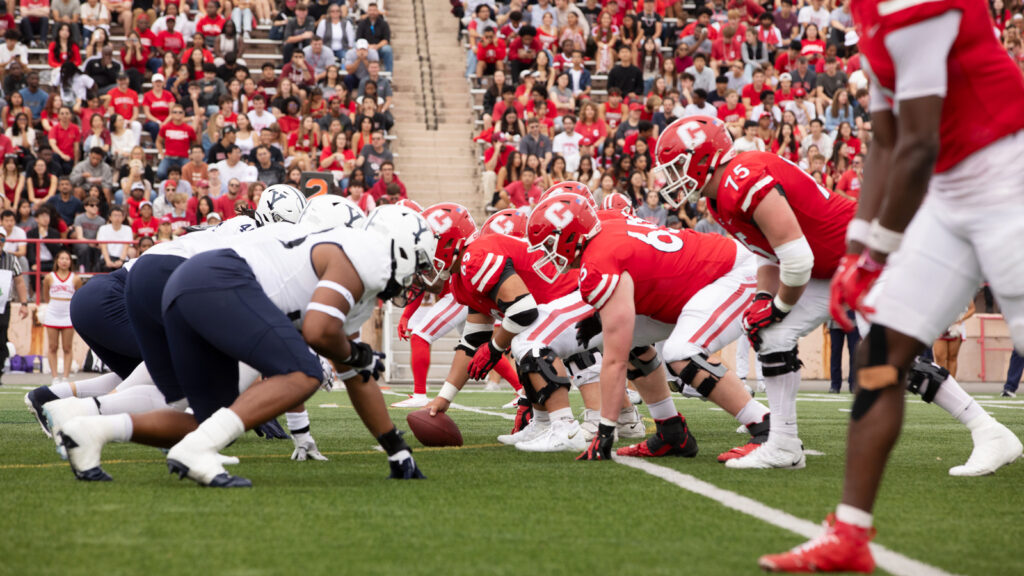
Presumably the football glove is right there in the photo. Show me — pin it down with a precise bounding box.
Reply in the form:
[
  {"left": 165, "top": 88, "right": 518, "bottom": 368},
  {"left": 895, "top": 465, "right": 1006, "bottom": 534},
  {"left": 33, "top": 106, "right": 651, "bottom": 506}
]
[
  {"left": 742, "top": 292, "right": 789, "bottom": 351},
  {"left": 832, "top": 252, "right": 883, "bottom": 327},
  {"left": 575, "top": 312, "right": 603, "bottom": 348},
  {"left": 396, "top": 316, "right": 412, "bottom": 341},
  {"left": 318, "top": 355, "right": 336, "bottom": 392},
  {"left": 511, "top": 397, "right": 533, "bottom": 434},
  {"left": 467, "top": 339, "right": 504, "bottom": 380},
  {"left": 254, "top": 418, "right": 290, "bottom": 439},
  {"left": 290, "top": 431, "right": 328, "bottom": 461},
  {"left": 387, "top": 450, "right": 426, "bottom": 479},
  {"left": 342, "top": 341, "right": 383, "bottom": 382},
  {"left": 576, "top": 424, "right": 615, "bottom": 461},
  {"left": 828, "top": 254, "right": 859, "bottom": 332}
]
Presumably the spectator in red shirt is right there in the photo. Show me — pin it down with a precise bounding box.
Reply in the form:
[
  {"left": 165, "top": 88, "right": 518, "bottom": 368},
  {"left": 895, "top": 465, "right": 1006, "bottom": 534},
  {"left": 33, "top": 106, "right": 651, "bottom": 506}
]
[
  {"left": 47, "top": 23, "right": 81, "bottom": 68},
  {"left": 835, "top": 153, "right": 863, "bottom": 200},
  {"left": 741, "top": 67, "right": 768, "bottom": 107},
  {"left": 281, "top": 50, "right": 316, "bottom": 90},
  {"left": 716, "top": 89, "right": 746, "bottom": 134},
  {"left": 155, "top": 15, "right": 185, "bottom": 56},
  {"left": 214, "top": 178, "right": 245, "bottom": 219},
  {"left": 773, "top": 40, "right": 801, "bottom": 74},
  {"left": 367, "top": 161, "right": 407, "bottom": 200},
  {"left": 141, "top": 73, "right": 176, "bottom": 142},
  {"left": 131, "top": 201, "right": 158, "bottom": 238},
  {"left": 121, "top": 31, "right": 150, "bottom": 92},
  {"left": 507, "top": 25, "right": 541, "bottom": 82},
  {"left": 504, "top": 167, "right": 542, "bottom": 207},
  {"left": 157, "top": 104, "right": 198, "bottom": 179},
  {"left": 196, "top": 1, "right": 226, "bottom": 48},
  {"left": 47, "top": 106, "right": 80, "bottom": 175},
  {"left": 475, "top": 27, "right": 506, "bottom": 78}
]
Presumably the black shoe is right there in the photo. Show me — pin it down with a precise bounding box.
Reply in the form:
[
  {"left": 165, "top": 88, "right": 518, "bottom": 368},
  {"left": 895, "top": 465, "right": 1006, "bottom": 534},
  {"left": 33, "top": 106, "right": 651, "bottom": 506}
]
[
  {"left": 828, "top": 388, "right": 841, "bottom": 394},
  {"left": 25, "top": 386, "right": 60, "bottom": 437}
]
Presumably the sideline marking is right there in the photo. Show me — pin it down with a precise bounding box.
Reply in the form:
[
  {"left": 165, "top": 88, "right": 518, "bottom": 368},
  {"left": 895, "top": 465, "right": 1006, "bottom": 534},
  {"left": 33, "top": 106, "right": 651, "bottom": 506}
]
[{"left": 615, "top": 456, "right": 960, "bottom": 576}]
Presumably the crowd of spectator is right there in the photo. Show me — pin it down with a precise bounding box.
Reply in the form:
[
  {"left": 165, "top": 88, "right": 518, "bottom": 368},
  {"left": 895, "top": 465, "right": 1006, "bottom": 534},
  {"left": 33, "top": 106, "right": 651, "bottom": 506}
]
[
  {"left": 468, "top": 0, "right": 1024, "bottom": 226},
  {"left": 0, "top": 0, "right": 405, "bottom": 277}
]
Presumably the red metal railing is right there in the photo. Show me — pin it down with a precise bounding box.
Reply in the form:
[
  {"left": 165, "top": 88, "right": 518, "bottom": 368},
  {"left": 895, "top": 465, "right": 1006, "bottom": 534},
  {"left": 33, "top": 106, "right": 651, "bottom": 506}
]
[{"left": 5, "top": 237, "right": 136, "bottom": 305}]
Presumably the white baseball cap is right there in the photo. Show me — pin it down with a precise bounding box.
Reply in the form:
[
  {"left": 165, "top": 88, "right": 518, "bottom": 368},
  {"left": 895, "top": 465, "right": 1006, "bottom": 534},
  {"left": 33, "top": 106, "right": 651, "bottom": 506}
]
[
  {"left": 152, "top": 73, "right": 166, "bottom": 82},
  {"left": 356, "top": 38, "right": 369, "bottom": 50}
]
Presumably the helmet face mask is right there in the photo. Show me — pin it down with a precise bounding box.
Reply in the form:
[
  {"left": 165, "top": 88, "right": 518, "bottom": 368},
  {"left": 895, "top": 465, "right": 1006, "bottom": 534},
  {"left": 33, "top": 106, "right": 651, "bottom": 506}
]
[
  {"left": 362, "top": 205, "right": 438, "bottom": 305},
  {"left": 256, "top": 184, "right": 307, "bottom": 225},
  {"left": 526, "top": 193, "right": 601, "bottom": 283},
  {"left": 654, "top": 116, "right": 733, "bottom": 209},
  {"left": 421, "top": 202, "right": 476, "bottom": 288}
]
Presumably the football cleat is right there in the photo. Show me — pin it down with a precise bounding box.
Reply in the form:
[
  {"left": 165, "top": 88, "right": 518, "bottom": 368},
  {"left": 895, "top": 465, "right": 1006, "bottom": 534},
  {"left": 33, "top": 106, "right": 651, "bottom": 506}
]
[
  {"left": 501, "top": 394, "right": 523, "bottom": 409},
  {"left": 166, "top": 433, "right": 252, "bottom": 488},
  {"left": 44, "top": 397, "right": 99, "bottom": 460},
  {"left": 949, "top": 418, "right": 1022, "bottom": 477},
  {"left": 60, "top": 417, "right": 113, "bottom": 482},
  {"left": 515, "top": 420, "right": 587, "bottom": 453},
  {"left": 616, "top": 406, "right": 647, "bottom": 439},
  {"left": 498, "top": 417, "right": 547, "bottom": 445},
  {"left": 24, "top": 387, "right": 60, "bottom": 437},
  {"left": 720, "top": 415, "right": 770, "bottom": 462},
  {"left": 616, "top": 414, "right": 698, "bottom": 458},
  {"left": 725, "top": 436, "right": 805, "bottom": 469},
  {"left": 1001, "top": 390, "right": 1016, "bottom": 398},
  {"left": 391, "top": 394, "right": 429, "bottom": 408},
  {"left": 717, "top": 441, "right": 762, "bottom": 462},
  {"left": 758, "top": 515, "right": 875, "bottom": 573},
  {"left": 626, "top": 387, "right": 643, "bottom": 405}
]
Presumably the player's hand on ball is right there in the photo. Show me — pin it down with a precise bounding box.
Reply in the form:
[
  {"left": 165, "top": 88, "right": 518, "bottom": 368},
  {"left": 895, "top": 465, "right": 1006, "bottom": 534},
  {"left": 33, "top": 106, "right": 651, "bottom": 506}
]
[
  {"left": 829, "top": 254, "right": 858, "bottom": 332},
  {"left": 387, "top": 451, "right": 426, "bottom": 479},
  {"left": 290, "top": 432, "right": 328, "bottom": 461},
  {"left": 467, "top": 339, "right": 504, "bottom": 380},
  {"left": 742, "top": 292, "right": 788, "bottom": 350},
  {"left": 396, "top": 317, "right": 412, "bottom": 341},
  {"left": 427, "top": 396, "right": 450, "bottom": 416},
  {"left": 576, "top": 425, "right": 615, "bottom": 461}
]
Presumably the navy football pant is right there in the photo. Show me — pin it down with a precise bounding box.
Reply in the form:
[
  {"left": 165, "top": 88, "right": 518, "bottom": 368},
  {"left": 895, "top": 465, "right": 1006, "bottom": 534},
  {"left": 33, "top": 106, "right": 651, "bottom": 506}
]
[
  {"left": 69, "top": 267, "right": 142, "bottom": 379},
  {"left": 125, "top": 254, "right": 187, "bottom": 403}
]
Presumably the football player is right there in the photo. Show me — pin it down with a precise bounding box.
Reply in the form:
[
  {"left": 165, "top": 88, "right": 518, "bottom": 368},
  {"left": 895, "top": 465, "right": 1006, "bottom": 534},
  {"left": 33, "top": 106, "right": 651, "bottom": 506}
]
[
  {"left": 391, "top": 206, "right": 524, "bottom": 409},
  {"left": 762, "top": 0, "right": 1024, "bottom": 569},
  {"left": 527, "top": 193, "right": 773, "bottom": 461},
  {"left": 655, "top": 116, "right": 1020, "bottom": 473}
]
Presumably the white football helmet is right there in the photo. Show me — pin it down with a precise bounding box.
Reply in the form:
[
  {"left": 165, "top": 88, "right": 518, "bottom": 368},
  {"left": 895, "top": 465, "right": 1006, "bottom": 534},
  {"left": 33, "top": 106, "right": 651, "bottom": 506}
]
[
  {"left": 362, "top": 205, "right": 438, "bottom": 305},
  {"left": 299, "top": 194, "right": 366, "bottom": 230},
  {"left": 255, "top": 184, "right": 307, "bottom": 225}
]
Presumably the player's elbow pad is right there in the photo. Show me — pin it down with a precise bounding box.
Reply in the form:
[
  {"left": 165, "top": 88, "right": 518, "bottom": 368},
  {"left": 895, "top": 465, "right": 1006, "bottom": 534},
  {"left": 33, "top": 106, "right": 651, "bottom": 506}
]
[
  {"left": 775, "top": 236, "right": 814, "bottom": 288},
  {"left": 501, "top": 294, "right": 539, "bottom": 334},
  {"left": 457, "top": 322, "right": 493, "bottom": 354}
]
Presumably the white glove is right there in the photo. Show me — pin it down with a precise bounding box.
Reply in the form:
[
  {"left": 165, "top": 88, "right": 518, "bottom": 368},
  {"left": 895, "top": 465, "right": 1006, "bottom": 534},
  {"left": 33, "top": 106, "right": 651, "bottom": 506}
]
[
  {"left": 290, "top": 432, "right": 328, "bottom": 461},
  {"left": 318, "top": 355, "right": 336, "bottom": 392}
]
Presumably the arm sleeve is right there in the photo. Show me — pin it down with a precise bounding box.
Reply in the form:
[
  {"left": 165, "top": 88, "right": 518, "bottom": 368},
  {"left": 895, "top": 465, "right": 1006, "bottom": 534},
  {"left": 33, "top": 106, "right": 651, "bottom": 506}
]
[{"left": 883, "top": 10, "right": 962, "bottom": 102}]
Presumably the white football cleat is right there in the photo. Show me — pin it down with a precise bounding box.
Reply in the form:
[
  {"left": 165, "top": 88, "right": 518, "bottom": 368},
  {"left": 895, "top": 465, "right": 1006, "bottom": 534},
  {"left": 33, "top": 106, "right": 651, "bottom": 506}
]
[
  {"left": 497, "top": 418, "right": 548, "bottom": 445},
  {"left": 217, "top": 454, "right": 241, "bottom": 466},
  {"left": 725, "top": 436, "right": 806, "bottom": 469},
  {"left": 616, "top": 406, "right": 647, "bottom": 439},
  {"left": 626, "top": 387, "right": 643, "bottom": 405},
  {"left": 45, "top": 397, "right": 99, "bottom": 460},
  {"left": 949, "top": 419, "right": 1023, "bottom": 477},
  {"left": 390, "top": 394, "right": 429, "bottom": 408},
  {"left": 516, "top": 420, "right": 587, "bottom": 453},
  {"left": 501, "top": 394, "right": 524, "bottom": 409},
  {"left": 60, "top": 417, "right": 113, "bottom": 481},
  {"left": 166, "top": 432, "right": 251, "bottom": 487}
]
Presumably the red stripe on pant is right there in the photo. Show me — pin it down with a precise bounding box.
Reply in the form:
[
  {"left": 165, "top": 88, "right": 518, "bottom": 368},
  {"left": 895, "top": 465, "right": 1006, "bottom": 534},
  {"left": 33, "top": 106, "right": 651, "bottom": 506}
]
[
  {"left": 420, "top": 301, "right": 460, "bottom": 337},
  {"left": 698, "top": 285, "right": 757, "bottom": 349},
  {"left": 526, "top": 300, "right": 589, "bottom": 341},
  {"left": 689, "top": 282, "right": 757, "bottom": 345},
  {"left": 539, "top": 309, "right": 596, "bottom": 346}
]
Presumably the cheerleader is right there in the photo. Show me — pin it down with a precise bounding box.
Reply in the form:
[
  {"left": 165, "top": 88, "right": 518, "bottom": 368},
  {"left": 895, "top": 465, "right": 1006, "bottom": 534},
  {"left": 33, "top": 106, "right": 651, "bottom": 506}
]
[{"left": 41, "top": 251, "right": 82, "bottom": 384}]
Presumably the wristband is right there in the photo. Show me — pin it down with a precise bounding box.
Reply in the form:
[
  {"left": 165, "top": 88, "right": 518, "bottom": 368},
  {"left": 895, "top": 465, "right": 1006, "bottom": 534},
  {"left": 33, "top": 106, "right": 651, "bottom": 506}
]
[
  {"left": 772, "top": 294, "right": 794, "bottom": 314},
  {"left": 845, "top": 218, "right": 870, "bottom": 246},
  {"left": 438, "top": 381, "right": 459, "bottom": 402},
  {"left": 867, "top": 220, "right": 903, "bottom": 255},
  {"left": 490, "top": 338, "right": 506, "bottom": 352}
]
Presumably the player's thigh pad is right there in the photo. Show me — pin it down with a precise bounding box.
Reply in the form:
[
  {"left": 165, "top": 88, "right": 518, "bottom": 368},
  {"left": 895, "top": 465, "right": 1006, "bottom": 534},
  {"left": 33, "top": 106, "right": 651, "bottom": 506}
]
[
  {"left": 756, "top": 279, "right": 831, "bottom": 355},
  {"left": 510, "top": 292, "right": 594, "bottom": 361},
  {"left": 873, "top": 199, "right": 981, "bottom": 347},
  {"left": 632, "top": 315, "right": 674, "bottom": 349},
  {"left": 662, "top": 265, "right": 757, "bottom": 363},
  {"left": 410, "top": 293, "right": 469, "bottom": 344},
  {"left": 69, "top": 267, "right": 141, "bottom": 379},
  {"left": 124, "top": 254, "right": 188, "bottom": 403}
]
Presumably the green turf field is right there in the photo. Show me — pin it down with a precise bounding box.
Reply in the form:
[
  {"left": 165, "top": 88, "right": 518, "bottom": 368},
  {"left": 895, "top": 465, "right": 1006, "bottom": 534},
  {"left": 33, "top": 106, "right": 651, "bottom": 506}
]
[{"left": 1, "top": 384, "right": 1021, "bottom": 576}]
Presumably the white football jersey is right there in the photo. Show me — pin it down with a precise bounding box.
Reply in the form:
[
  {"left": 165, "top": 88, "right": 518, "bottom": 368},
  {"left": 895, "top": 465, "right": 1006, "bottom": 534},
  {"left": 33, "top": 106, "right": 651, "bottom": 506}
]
[
  {"left": 230, "top": 225, "right": 390, "bottom": 329},
  {"left": 124, "top": 216, "right": 261, "bottom": 270}
]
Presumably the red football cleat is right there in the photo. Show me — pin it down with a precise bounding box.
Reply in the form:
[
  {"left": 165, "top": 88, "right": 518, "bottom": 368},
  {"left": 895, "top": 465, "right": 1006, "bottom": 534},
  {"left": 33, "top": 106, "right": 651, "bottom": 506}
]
[
  {"left": 717, "top": 441, "right": 761, "bottom": 462},
  {"left": 615, "top": 414, "right": 698, "bottom": 458},
  {"left": 758, "top": 515, "right": 876, "bottom": 573}
]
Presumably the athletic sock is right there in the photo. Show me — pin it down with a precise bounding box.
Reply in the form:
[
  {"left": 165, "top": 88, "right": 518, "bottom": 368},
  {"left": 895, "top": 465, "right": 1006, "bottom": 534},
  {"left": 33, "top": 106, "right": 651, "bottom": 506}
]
[
  {"left": 647, "top": 396, "right": 677, "bottom": 421},
  {"left": 932, "top": 374, "right": 986, "bottom": 426},
  {"left": 533, "top": 409, "right": 550, "bottom": 423},
  {"left": 285, "top": 410, "right": 311, "bottom": 433},
  {"left": 72, "top": 372, "right": 123, "bottom": 397},
  {"left": 49, "top": 382, "right": 74, "bottom": 399},
  {"left": 410, "top": 336, "right": 431, "bottom": 396},
  {"left": 836, "top": 504, "right": 873, "bottom": 529},
  {"left": 494, "top": 355, "right": 522, "bottom": 391},
  {"left": 764, "top": 371, "right": 800, "bottom": 440},
  {"left": 735, "top": 398, "right": 770, "bottom": 426},
  {"left": 193, "top": 408, "right": 245, "bottom": 450},
  {"left": 111, "top": 363, "right": 153, "bottom": 391},
  {"left": 96, "top": 385, "right": 170, "bottom": 415},
  {"left": 549, "top": 407, "right": 574, "bottom": 423}
]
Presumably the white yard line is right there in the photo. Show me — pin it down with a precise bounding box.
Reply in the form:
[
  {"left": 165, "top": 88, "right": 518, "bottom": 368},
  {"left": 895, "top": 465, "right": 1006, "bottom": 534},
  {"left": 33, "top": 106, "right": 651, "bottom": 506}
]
[{"left": 383, "top": 390, "right": 514, "bottom": 420}]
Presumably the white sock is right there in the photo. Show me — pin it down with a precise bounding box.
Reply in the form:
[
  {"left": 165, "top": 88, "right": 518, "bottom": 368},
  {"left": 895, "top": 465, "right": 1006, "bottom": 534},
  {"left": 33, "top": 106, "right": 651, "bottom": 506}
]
[
  {"left": 931, "top": 375, "right": 986, "bottom": 426},
  {"left": 764, "top": 371, "right": 800, "bottom": 440},
  {"left": 549, "top": 407, "right": 574, "bottom": 423},
  {"left": 72, "top": 372, "right": 123, "bottom": 397},
  {"left": 285, "top": 410, "right": 311, "bottom": 432},
  {"left": 735, "top": 398, "right": 770, "bottom": 426},
  {"left": 648, "top": 396, "right": 677, "bottom": 420},
  {"left": 96, "top": 385, "right": 170, "bottom": 415},
  {"left": 836, "top": 503, "right": 873, "bottom": 529},
  {"left": 533, "top": 409, "right": 550, "bottom": 423},
  {"left": 195, "top": 408, "right": 245, "bottom": 451},
  {"left": 112, "top": 363, "right": 154, "bottom": 391},
  {"left": 49, "top": 382, "right": 74, "bottom": 398}
]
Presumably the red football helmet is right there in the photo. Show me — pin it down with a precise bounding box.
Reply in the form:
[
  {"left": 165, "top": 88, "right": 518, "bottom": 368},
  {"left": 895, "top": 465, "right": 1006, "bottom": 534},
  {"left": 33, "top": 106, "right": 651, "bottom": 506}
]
[
  {"left": 422, "top": 202, "right": 477, "bottom": 285},
  {"left": 481, "top": 207, "right": 529, "bottom": 238},
  {"left": 394, "top": 198, "right": 424, "bottom": 213},
  {"left": 539, "top": 181, "right": 597, "bottom": 210},
  {"left": 601, "top": 192, "right": 635, "bottom": 216},
  {"left": 653, "top": 115, "right": 734, "bottom": 208},
  {"left": 526, "top": 193, "right": 601, "bottom": 283}
]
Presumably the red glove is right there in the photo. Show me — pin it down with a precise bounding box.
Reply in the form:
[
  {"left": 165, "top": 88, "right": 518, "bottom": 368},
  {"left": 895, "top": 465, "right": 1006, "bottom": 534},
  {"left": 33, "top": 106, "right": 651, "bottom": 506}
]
[
  {"left": 742, "top": 292, "right": 789, "bottom": 351},
  {"left": 467, "top": 340, "right": 504, "bottom": 380},
  {"left": 511, "top": 397, "right": 533, "bottom": 434},
  {"left": 833, "top": 252, "right": 884, "bottom": 326},
  {"left": 829, "top": 254, "right": 859, "bottom": 332},
  {"left": 396, "top": 316, "right": 412, "bottom": 341},
  {"left": 576, "top": 424, "right": 615, "bottom": 461}
]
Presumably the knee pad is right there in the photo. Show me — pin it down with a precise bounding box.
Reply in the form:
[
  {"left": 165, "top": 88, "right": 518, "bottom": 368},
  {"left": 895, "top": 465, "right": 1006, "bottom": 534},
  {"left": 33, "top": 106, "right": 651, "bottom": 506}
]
[
  {"left": 907, "top": 359, "right": 948, "bottom": 403},
  {"left": 856, "top": 325, "right": 905, "bottom": 391},
  {"left": 675, "top": 353, "right": 728, "bottom": 397},
  {"left": 626, "top": 346, "right": 661, "bottom": 380},
  {"left": 517, "top": 348, "right": 571, "bottom": 406},
  {"left": 565, "top": 349, "right": 600, "bottom": 388},
  {"left": 759, "top": 347, "right": 803, "bottom": 377}
]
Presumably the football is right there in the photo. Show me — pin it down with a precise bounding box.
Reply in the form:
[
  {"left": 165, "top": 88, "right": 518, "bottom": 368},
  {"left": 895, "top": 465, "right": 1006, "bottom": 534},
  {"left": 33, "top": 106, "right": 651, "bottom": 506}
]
[{"left": 406, "top": 409, "right": 464, "bottom": 447}]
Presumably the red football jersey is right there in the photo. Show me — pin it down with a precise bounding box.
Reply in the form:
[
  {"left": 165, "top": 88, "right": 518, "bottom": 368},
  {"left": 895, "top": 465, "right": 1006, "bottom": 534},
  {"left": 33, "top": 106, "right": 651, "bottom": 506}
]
[
  {"left": 707, "top": 152, "right": 855, "bottom": 279},
  {"left": 579, "top": 214, "right": 739, "bottom": 323},
  {"left": 854, "top": 0, "right": 1024, "bottom": 173},
  {"left": 450, "top": 234, "right": 578, "bottom": 318}
]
